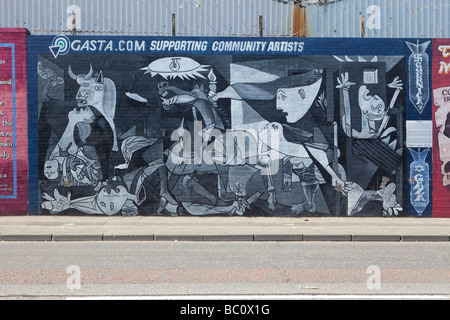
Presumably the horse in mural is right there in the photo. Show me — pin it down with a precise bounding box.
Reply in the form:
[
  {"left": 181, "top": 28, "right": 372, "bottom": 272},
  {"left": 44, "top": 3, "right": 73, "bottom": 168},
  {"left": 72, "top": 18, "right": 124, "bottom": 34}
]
[{"left": 156, "top": 80, "right": 266, "bottom": 216}]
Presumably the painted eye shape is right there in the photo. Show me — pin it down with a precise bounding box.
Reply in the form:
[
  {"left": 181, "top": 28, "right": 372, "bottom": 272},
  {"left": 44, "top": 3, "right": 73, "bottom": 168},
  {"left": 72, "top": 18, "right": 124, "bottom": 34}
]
[
  {"left": 277, "top": 90, "right": 287, "bottom": 101},
  {"left": 110, "top": 202, "right": 115, "bottom": 211},
  {"left": 81, "top": 82, "right": 90, "bottom": 87},
  {"left": 100, "top": 201, "right": 106, "bottom": 207},
  {"left": 94, "top": 85, "right": 104, "bottom": 91}
]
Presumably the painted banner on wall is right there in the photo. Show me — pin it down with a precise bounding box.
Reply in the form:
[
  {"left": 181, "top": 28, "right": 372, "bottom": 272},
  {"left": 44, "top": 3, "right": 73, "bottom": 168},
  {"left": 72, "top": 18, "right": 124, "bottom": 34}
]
[
  {"left": 25, "top": 36, "right": 426, "bottom": 217},
  {"left": 432, "top": 38, "right": 450, "bottom": 217},
  {"left": 405, "top": 40, "right": 433, "bottom": 217},
  {"left": 0, "top": 29, "right": 29, "bottom": 215}
]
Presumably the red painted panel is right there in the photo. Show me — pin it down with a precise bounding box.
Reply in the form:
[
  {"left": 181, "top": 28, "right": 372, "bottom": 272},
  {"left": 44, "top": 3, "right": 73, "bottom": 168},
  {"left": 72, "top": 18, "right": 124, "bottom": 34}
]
[
  {"left": 0, "top": 29, "right": 29, "bottom": 215},
  {"left": 432, "top": 39, "right": 450, "bottom": 217}
]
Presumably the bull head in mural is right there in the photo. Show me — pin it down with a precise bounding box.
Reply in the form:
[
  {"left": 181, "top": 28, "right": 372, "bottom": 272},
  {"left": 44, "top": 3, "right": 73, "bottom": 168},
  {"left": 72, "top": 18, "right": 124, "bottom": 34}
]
[{"left": 68, "top": 64, "right": 118, "bottom": 151}]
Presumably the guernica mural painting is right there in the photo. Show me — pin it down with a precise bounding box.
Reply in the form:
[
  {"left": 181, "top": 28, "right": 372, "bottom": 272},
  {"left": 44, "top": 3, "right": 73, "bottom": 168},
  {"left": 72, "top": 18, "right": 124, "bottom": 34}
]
[{"left": 20, "top": 35, "right": 441, "bottom": 217}]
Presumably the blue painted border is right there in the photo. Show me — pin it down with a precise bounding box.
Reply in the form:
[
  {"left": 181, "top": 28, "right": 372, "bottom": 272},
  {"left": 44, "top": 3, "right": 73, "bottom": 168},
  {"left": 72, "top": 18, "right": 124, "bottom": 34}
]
[
  {"left": 26, "top": 35, "right": 434, "bottom": 215},
  {"left": 26, "top": 42, "right": 39, "bottom": 214},
  {"left": 27, "top": 35, "right": 423, "bottom": 56}
]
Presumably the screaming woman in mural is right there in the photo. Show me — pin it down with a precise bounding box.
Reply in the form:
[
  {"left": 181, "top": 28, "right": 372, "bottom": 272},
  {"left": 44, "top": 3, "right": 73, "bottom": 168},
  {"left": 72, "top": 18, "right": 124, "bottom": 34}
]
[{"left": 337, "top": 72, "right": 403, "bottom": 144}]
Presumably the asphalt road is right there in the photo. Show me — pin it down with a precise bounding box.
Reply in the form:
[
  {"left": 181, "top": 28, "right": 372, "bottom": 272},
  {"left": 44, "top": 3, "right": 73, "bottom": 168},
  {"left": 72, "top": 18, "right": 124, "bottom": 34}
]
[{"left": 0, "top": 241, "right": 448, "bottom": 300}]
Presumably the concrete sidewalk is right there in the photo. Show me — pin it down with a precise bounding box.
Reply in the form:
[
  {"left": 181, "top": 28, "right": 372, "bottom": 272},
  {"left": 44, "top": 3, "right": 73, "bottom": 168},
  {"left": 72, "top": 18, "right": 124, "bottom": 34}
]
[{"left": 0, "top": 215, "right": 449, "bottom": 242}]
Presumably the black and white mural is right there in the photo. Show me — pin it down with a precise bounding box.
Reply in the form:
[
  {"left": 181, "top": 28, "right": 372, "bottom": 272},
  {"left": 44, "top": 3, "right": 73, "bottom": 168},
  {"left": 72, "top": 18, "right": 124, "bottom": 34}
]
[{"left": 32, "top": 38, "right": 408, "bottom": 217}]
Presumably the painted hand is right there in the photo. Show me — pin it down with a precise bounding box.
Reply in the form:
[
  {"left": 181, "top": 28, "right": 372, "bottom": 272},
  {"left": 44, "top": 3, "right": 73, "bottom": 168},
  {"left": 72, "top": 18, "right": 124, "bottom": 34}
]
[
  {"left": 336, "top": 72, "right": 356, "bottom": 90},
  {"left": 230, "top": 198, "right": 250, "bottom": 216},
  {"left": 387, "top": 76, "right": 403, "bottom": 90},
  {"left": 335, "top": 181, "right": 354, "bottom": 196},
  {"left": 383, "top": 204, "right": 403, "bottom": 216},
  {"left": 41, "top": 189, "right": 71, "bottom": 214}
]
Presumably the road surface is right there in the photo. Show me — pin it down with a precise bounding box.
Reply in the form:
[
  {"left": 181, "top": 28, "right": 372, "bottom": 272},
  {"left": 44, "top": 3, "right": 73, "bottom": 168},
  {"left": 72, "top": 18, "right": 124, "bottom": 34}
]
[{"left": 0, "top": 241, "right": 448, "bottom": 300}]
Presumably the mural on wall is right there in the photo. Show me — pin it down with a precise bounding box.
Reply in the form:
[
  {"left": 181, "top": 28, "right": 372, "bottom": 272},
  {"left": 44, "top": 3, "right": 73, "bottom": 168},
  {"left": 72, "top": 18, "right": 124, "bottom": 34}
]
[
  {"left": 0, "top": 29, "right": 29, "bottom": 215},
  {"left": 432, "top": 38, "right": 450, "bottom": 217},
  {"left": 27, "top": 36, "right": 410, "bottom": 217},
  {"left": 408, "top": 148, "right": 431, "bottom": 216},
  {"left": 405, "top": 40, "right": 433, "bottom": 217}
]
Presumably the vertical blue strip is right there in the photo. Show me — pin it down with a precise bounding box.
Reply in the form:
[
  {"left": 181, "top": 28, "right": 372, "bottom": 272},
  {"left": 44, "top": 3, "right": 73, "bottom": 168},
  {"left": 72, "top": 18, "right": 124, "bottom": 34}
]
[{"left": 26, "top": 40, "right": 39, "bottom": 214}]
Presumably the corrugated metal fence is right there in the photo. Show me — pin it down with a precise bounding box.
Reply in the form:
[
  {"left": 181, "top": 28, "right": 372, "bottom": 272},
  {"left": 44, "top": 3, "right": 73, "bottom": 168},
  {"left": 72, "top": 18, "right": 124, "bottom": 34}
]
[
  {"left": 0, "top": 0, "right": 448, "bottom": 38},
  {"left": 0, "top": 0, "right": 294, "bottom": 37},
  {"left": 302, "top": 0, "right": 450, "bottom": 38}
]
